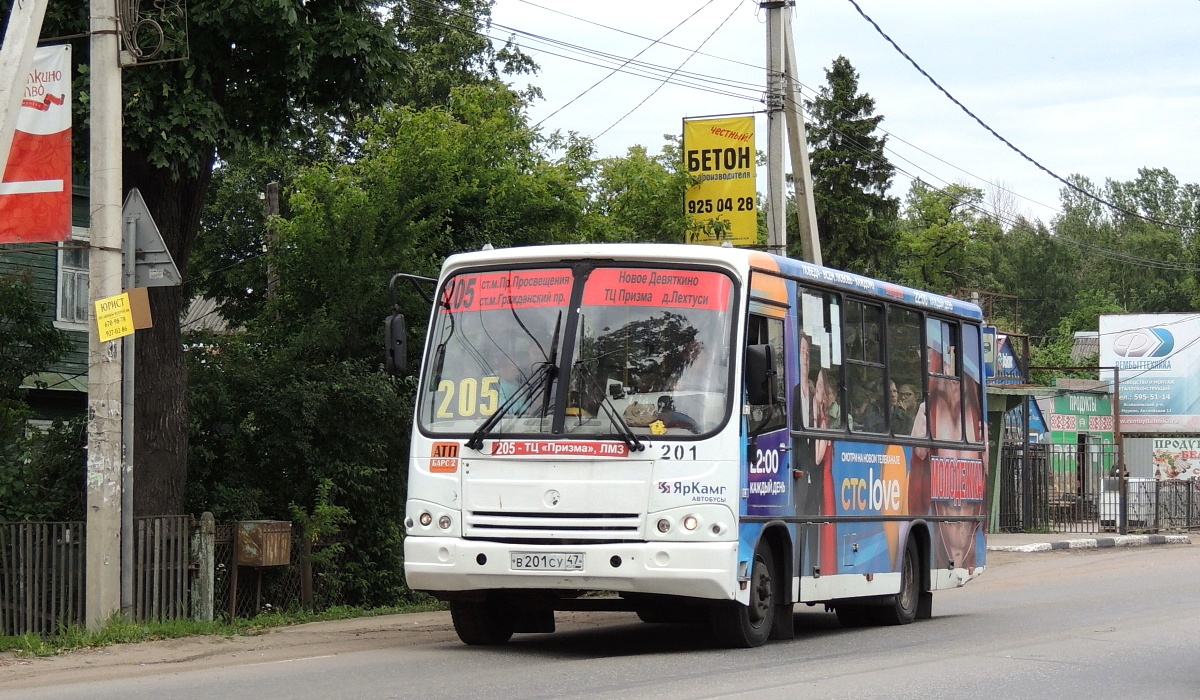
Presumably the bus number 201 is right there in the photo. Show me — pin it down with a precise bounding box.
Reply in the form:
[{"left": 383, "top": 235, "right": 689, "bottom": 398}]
[{"left": 660, "top": 445, "right": 698, "bottom": 460}]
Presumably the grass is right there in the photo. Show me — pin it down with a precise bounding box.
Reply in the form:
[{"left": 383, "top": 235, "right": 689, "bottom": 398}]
[{"left": 0, "top": 596, "right": 447, "bottom": 658}]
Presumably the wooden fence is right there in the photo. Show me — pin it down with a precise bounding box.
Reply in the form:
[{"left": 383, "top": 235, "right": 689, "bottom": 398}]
[
  {"left": 0, "top": 522, "right": 85, "bottom": 636},
  {"left": 0, "top": 515, "right": 193, "bottom": 636}
]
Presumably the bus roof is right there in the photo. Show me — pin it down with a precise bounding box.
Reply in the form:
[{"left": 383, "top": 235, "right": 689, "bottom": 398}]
[{"left": 440, "top": 243, "right": 983, "bottom": 322}]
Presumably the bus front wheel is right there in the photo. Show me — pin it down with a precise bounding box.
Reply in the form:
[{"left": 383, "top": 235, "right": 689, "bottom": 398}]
[
  {"left": 450, "top": 601, "right": 514, "bottom": 645},
  {"left": 710, "top": 545, "right": 776, "bottom": 648}
]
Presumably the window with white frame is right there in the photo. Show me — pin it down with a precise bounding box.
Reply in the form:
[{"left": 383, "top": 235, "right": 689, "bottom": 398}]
[{"left": 56, "top": 226, "right": 89, "bottom": 328}]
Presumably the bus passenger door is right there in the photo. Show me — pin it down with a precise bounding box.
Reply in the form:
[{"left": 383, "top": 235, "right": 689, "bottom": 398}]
[{"left": 745, "top": 313, "right": 792, "bottom": 516}]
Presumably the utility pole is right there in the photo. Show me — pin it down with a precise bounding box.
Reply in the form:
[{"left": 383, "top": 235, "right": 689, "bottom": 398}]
[
  {"left": 762, "top": 1, "right": 786, "bottom": 255},
  {"left": 782, "top": 12, "right": 821, "bottom": 266},
  {"left": 86, "top": 0, "right": 124, "bottom": 629}
]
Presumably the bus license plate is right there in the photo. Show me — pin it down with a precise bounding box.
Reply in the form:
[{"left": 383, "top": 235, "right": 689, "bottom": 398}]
[{"left": 510, "top": 552, "right": 585, "bottom": 571}]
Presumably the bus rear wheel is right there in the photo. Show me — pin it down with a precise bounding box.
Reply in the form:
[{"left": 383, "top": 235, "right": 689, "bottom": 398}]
[
  {"left": 710, "top": 545, "right": 776, "bottom": 648},
  {"left": 876, "top": 537, "right": 919, "bottom": 626},
  {"left": 450, "top": 601, "right": 514, "bottom": 645},
  {"left": 835, "top": 537, "right": 920, "bottom": 628}
]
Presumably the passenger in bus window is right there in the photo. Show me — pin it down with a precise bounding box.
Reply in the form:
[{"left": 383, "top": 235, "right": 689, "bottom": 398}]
[
  {"left": 849, "top": 386, "right": 884, "bottom": 433},
  {"left": 824, "top": 375, "right": 843, "bottom": 429},
  {"left": 890, "top": 381, "right": 915, "bottom": 434},
  {"left": 898, "top": 383, "right": 921, "bottom": 422}
]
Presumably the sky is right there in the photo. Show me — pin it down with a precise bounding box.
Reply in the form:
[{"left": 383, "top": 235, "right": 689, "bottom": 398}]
[{"left": 487, "top": 0, "right": 1200, "bottom": 226}]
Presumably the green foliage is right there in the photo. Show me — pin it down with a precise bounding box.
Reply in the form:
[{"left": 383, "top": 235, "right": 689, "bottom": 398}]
[
  {"left": 187, "top": 84, "right": 590, "bottom": 605},
  {"left": 0, "top": 276, "right": 72, "bottom": 402},
  {"left": 0, "top": 277, "right": 79, "bottom": 521},
  {"left": 802, "top": 56, "right": 900, "bottom": 274},
  {"left": 187, "top": 337, "right": 412, "bottom": 605},
  {"left": 0, "top": 418, "right": 87, "bottom": 521},
  {"left": 576, "top": 141, "right": 693, "bottom": 243},
  {"left": 1054, "top": 170, "right": 1198, "bottom": 315},
  {"left": 1029, "top": 291, "right": 1123, "bottom": 385},
  {"left": 0, "top": 602, "right": 444, "bottom": 654},
  {"left": 894, "top": 181, "right": 1000, "bottom": 295},
  {"left": 395, "top": 0, "right": 537, "bottom": 108}
]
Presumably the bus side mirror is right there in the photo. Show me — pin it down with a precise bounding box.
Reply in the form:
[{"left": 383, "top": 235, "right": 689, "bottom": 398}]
[
  {"left": 385, "top": 314, "right": 408, "bottom": 375},
  {"left": 745, "top": 343, "right": 776, "bottom": 406}
]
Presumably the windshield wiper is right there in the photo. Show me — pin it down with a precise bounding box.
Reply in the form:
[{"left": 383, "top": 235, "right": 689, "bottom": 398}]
[
  {"left": 465, "top": 361, "right": 553, "bottom": 451},
  {"left": 539, "top": 311, "right": 562, "bottom": 415},
  {"left": 571, "top": 358, "right": 646, "bottom": 453}
]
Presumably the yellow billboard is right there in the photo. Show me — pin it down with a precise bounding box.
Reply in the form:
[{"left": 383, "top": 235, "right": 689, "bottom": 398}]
[{"left": 683, "top": 115, "right": 757, "bottom": 247}]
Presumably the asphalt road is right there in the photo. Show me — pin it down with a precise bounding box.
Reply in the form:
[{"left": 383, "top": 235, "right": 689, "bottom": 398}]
[{"left": 3, "top": 544, "right": 1197, "bottom": 700}]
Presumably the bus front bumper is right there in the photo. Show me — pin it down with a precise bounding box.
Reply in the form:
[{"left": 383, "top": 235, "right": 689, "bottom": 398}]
[{"left": 404, "top": 537, "right": 739, "bottom": 601}]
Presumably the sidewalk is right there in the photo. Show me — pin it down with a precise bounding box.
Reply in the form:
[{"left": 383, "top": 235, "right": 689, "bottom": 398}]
[{"left": 987, "top": 531, "right": 1192, "bottom": 553}]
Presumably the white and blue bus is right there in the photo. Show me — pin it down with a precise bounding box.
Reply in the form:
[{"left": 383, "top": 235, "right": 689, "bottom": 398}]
[{"left": 394, "top": 243, "right": 987, "bottom": 647}]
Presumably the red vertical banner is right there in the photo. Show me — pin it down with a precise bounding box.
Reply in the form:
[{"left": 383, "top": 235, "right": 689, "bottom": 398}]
[{"left": 0, "top": 44, "right": 72, "bottom": 243}]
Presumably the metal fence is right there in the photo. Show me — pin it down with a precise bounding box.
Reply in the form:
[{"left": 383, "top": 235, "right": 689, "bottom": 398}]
[
  {"left": 998, "top": 442, "right": 1200, "bottom": 534},
  {"left": 212, "top": 525, "right": 350, "bottom": 620}
]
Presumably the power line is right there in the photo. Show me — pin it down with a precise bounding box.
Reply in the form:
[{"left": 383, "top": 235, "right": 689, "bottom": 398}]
[
  {"left": 843, "top": 0, "right": 1197, "bottom": 233},
  {"left": 533, "top": 0, "right": 720, "bottom": 128},
  {"left": 408, "top": 0, "right": 769, "bottom": 103},
  {"left": 459, "top": 0, "right": 1070, "bottom": 225},
  {"left": 503, "top": 0, "right": 1196, "bottom": 243},
  {"left": 510, "top": 0, "right": 767, "bottom": 74},
  {"left": 594, "top": 0, "right": 745, "bottom": 140},
  {"left": 785, "top": 87, "right": 1200, "bottom": 272}
]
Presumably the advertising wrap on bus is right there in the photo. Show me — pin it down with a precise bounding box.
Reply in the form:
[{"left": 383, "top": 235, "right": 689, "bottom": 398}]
[{"left": 397, "top": 243, "right": 987, "bottom": 649}]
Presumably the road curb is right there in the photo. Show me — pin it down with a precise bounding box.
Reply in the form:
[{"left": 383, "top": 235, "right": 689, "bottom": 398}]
[{"left": 987, "top": 534, "right": 1192, "bottom": 553}]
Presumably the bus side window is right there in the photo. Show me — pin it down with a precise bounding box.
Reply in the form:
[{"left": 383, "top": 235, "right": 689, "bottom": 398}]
[
  {"left": 926, "top": 317, "right": 964, "bottom": 442},
  {"left": 746, "top": 315, "right": 787, "bottom": 435},
  {"left": 797, "top": 288, "right": 843, "bottom": 432},
  {"left": 961, "top": 323, "right": 984, "bottom": 444},
  {"left": 888, "top": 306, "right": 923, "bottom": 436},
  {"left": 846, "top": 300, "right": 885, "bottom": 434}
]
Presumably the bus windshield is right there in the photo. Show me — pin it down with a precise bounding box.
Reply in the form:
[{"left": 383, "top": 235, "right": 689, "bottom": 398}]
[{"left": 417, "top": 264, "right": 736, "bottom": 439}]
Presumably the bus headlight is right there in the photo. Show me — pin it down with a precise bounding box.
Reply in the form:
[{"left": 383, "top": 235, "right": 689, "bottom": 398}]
[
  {"left": 657, "top": 518, "right": 671, "bottom": 533},
  {"left": 438, "top": 514, "right": 452, "bottom": 530},
  {"left": 682, "top": 515, "right": 699, "bottom": 531},
  {"left": 419, "top": 512, "right": 433, "bottom": 527}
]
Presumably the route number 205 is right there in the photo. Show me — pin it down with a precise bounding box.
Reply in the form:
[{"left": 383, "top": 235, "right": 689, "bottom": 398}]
[{"left": 437, "top": 377, "right": 499, "bottom": 418}]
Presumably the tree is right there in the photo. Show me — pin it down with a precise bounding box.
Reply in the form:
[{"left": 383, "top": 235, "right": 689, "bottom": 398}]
[
  {"left": 989, "top": 218, "right": 1081, "bottom": 338},
  {"left": 802, "top": 56, "right": 899, "bottom": 274},
  {"left": 1054, "top": 169, "right": 1197, "bottom": 316},
  {"left": 12, "top": 0, "right": 520, "bottom": 516},
  {"left": 185, "top": 85, "right": 588, "bottom": 600},
  {"left": 575, "top": 139, "right": 693, "bottom": 243},
  {"left": 894, "top": 180, "right": 999, "bottom": 295}
]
